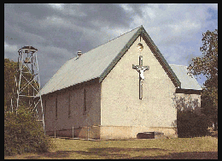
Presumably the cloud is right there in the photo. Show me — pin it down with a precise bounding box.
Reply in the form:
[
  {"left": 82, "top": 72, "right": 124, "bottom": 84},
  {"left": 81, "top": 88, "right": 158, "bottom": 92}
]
[
  {"left": 48, "top": 3, "right": 65, "bottom": 10},
  {"left": 4, "top": 3, "right": 217, "bottom": 86},
  {"left": 119, "top": 4, "right": 217, "bottom": 77},
  {"left": 4, "top": 42, "right": 18, "bottom": 54}
]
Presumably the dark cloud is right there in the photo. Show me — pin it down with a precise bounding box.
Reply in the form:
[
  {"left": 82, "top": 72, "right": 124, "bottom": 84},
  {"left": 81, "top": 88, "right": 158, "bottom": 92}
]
[
  {"left": 84, "top": 4, "right": 132, "bottom": 27},
  {"left": 127, "top": 4, "right": 144, "bottom": 17},
  {"left": 5, "top": 3, "right": 132, "bottom": 47},
  {"left": 56, "top": 4, "right": 132, "bottom": 28},
  {"left": 11, "top": 4, "right": 53, "bottom": 19},
  {"left": 4, "top": 3, "right": 218, "bottom": 87},
  {"left": 4, "top": 3, "right": 133, "bottom": 86}
]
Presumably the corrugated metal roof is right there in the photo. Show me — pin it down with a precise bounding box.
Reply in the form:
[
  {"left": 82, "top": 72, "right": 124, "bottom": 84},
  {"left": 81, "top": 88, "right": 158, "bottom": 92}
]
[
  {"left": 169, "top": 64, "right": 202, "bottom": 90},
  {"left": 40, "top": 27, "right": 141, "bottom": 95}
]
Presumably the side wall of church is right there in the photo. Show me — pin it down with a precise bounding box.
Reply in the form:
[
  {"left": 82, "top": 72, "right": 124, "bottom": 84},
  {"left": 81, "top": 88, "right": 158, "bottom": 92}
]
[
  {"left": 174, "top": 93, "right": 201, "bottom": 110},
  {"left": 100, "top": 36, "right": 177, "bottom": 138},
  {"left": 42, "top": 80, "right": 101, "bottom": 138}
]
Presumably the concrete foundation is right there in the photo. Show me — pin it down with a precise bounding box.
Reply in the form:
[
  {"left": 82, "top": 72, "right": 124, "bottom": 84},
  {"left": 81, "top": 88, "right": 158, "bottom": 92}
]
[{"left": 46, "top": 125, "right": 177, "bottom": 140}]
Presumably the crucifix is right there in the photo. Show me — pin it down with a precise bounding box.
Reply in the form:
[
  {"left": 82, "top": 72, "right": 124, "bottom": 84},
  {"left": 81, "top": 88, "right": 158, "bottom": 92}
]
[{"left": 132, "top": 55, "right": 149, "bottom": 100}]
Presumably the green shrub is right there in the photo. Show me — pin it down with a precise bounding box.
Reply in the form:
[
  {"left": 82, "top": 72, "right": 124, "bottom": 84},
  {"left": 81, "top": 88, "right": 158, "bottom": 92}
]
[
  {"left": 173, "top": 96, "right": 211, "bottom": 138},
  {"left": 177, "top": 110, "right": 210, "bottom": 138},
  {"left": 4, "top": 107, "right": 52, "bottom": 156}
]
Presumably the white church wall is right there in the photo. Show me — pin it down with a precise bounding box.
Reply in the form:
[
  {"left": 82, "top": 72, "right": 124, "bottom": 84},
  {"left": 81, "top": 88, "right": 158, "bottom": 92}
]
[
  {"left": 101, "top": 36, "right": 177, "bottom": 138},
  {"left": 42, "top": 80, "right": 101, "bottom": 137},
  {"left": 174, "top": 93, "right": 201, "bottom": 110}
]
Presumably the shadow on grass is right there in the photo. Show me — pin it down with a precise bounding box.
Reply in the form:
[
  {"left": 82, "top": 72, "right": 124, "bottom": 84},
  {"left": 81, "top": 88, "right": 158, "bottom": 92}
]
[
  {"left": 129, "top": 151, "right": 218, "bottom": 159},
  {"left": 24, "top": 148, "right": 166, "bottom": 159},
  {"left": 24, "top": 147, "right": 218, "bottom": 159}
]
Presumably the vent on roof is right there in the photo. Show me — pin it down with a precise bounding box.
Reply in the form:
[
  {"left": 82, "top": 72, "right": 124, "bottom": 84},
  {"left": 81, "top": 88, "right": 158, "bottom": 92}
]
[{"left": 77, "top": 50, "right": 82, "bottom": 57}]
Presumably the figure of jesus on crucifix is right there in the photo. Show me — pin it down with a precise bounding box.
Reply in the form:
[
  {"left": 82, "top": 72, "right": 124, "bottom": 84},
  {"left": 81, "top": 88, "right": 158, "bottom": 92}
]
[{"left": 132, "top": 55, "right": 149, "bottom": 100}]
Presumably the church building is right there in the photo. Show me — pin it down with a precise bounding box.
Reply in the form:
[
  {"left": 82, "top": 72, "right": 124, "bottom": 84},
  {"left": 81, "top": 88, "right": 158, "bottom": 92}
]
[{"left": 39, "top": 26, "right": 202, "bottom": 139}]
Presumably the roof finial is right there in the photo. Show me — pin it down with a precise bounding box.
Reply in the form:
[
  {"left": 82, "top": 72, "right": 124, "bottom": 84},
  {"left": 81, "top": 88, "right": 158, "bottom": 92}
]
[{"left": 77, "top": 50, "right": 82, "bottom": 57}]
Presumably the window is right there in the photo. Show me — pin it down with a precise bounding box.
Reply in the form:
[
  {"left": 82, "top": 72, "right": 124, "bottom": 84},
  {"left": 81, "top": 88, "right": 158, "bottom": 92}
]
[{"left": 83, "top": 89, "right": 86, "bottom": 114}]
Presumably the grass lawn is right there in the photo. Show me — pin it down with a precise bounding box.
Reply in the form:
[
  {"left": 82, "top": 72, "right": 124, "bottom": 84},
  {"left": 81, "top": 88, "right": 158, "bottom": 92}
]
[{"left": 5, "top": 136, "right": 218, "bottom": 159}]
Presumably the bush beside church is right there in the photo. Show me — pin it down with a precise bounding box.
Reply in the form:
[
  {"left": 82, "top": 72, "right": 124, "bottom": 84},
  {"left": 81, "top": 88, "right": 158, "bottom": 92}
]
[
  {"left": 4, "top": 107, "right": 52, "bottom": 156},
  {"left": 173, "top": 96, "right": 210, "bottom": 138}
]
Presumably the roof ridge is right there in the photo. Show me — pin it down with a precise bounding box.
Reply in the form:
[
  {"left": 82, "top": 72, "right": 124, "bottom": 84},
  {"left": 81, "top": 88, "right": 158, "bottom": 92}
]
[{"left": 105, "top": 26, "right": 141, "bottom": 44}]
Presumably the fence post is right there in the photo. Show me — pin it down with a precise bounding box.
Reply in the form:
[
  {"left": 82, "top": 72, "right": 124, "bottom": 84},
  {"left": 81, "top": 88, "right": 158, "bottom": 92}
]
[
  {"left": 72, "top": 126, "right": 74, "bottom": 138},
  {"left": 54, "top": 129, "right": 56, "bottom": 138},
  {"left": 87, "top": 126, "right": 89, "bottom": 140}
]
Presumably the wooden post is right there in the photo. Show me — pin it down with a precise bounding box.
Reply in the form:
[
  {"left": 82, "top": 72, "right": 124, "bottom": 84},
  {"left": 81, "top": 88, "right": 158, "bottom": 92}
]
[
  {"left": 72, "top": 126, "right": 74, "bottom": 138},
  {"left": 87, "top": 126, "right": 89, "bottom": 140},
  {"left": 54, "top": 129, "right": 56, "bottom": 138}
]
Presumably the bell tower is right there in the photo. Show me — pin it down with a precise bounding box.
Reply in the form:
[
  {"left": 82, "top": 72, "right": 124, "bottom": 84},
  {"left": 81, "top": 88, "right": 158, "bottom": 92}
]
[{"left": 15, "top": 45, "right": 45, "bottom": 132}]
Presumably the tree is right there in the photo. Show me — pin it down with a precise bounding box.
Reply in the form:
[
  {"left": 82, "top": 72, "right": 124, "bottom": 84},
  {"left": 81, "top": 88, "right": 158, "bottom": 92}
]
[
  {"left": 4, "top": 107, "right": 52, "bottom": 155},
  {"left": 4, "top": 58, "right": 17, "bottom": 111},
  {"left": 4, "top": 58, "right": 39, "bottom": 111},
  {"left": 4, "top": 58, "right": 52, "bottom": 156},
  {"left": 188, "top": 29, "right": 218, "bottom": 130}
]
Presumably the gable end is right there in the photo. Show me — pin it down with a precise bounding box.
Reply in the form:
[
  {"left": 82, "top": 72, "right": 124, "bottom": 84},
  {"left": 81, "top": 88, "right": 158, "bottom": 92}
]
[
  {"left": 99, "top": 26, "right": 181, "bottom": 88},
  {"left": 140, "top": 27, "right": 181, "bottom": 88}
]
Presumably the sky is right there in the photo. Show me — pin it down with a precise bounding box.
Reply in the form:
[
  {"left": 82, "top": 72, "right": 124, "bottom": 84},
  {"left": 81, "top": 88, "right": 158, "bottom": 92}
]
[{"left": 4, "top": 3, "right": 218, "bottom": 87}]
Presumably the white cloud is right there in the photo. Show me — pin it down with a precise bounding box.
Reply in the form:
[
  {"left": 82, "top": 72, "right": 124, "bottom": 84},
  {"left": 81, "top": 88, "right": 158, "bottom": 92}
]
[
  {"left": 48, "top": 3, "right": 65, "bottom": 10},
  {"left": 104, "top": 4, "right": 217, "bottom": 67},
  {"left": 120, "top": 4, "right": 218, "bottom": 68},
  {"left": 40, "top": 15, "right": 85, "bottom": 33},
  {"left": 4, "top": 42, "right": 18, "bottom": 54},
  {"left": 122, "top": 4, "right": 213, "bottom": 40}
]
